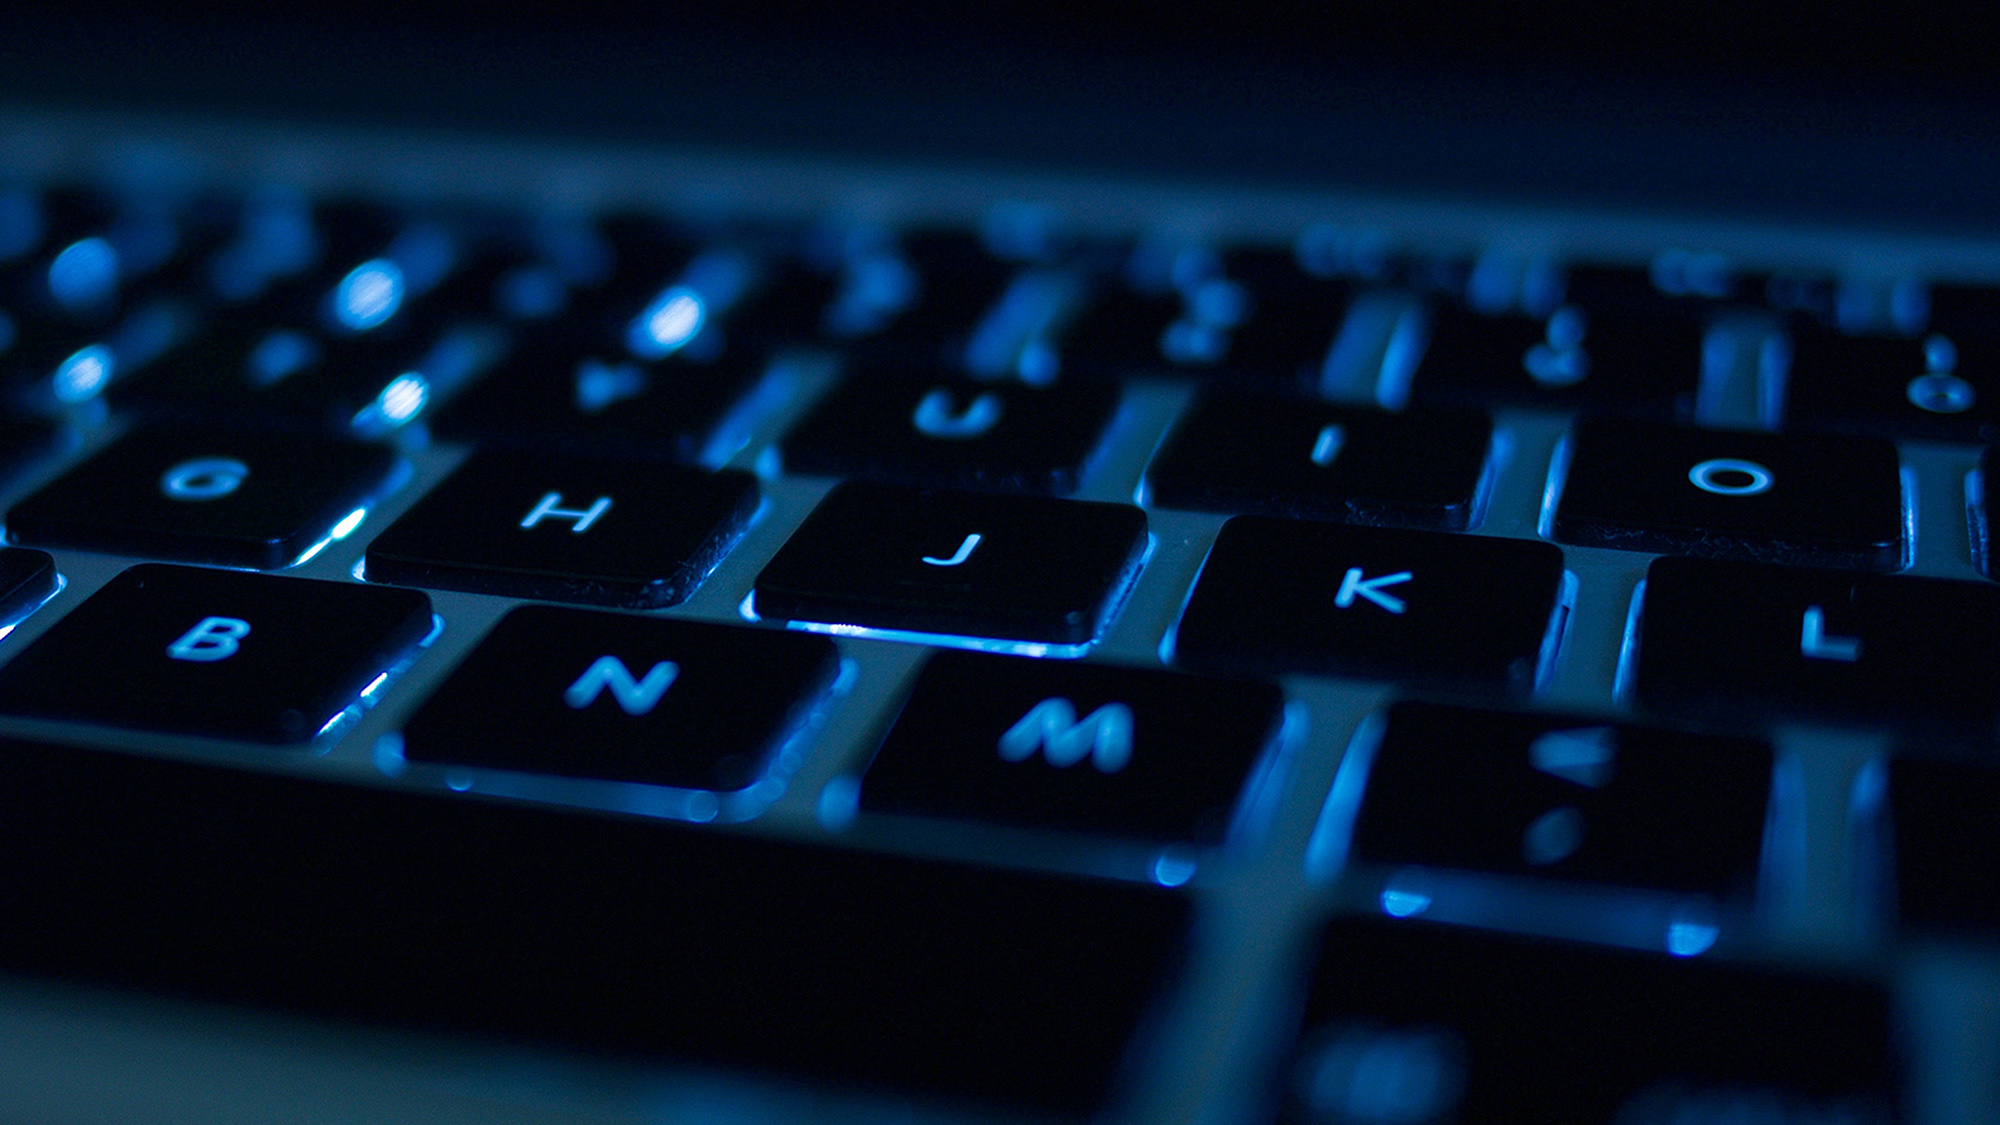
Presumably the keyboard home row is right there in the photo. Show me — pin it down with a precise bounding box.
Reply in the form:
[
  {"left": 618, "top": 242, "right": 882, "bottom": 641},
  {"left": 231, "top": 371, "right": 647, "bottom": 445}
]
[{"left": 3, "top": 131, "right": 2000, "bottom": 1125}]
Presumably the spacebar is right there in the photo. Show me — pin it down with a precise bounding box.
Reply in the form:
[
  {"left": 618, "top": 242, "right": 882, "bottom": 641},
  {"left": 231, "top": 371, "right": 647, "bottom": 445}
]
[{"left": 0, "top": 736, "right": 1192, "bottom": 1117}]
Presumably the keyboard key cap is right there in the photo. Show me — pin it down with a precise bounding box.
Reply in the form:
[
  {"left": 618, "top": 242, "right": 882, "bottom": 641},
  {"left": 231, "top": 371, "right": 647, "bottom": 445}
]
[
  {"left": 0, "top": 734, "right": 1190, "bottom": 1118},
  {"left": 1784, "top": 326, "right": 1999, "bottom": 441},
  {"left": 753, "top": 482, "right": 1148, "bottom": 650},
  {"left": 854, "top": 650, "right": 1284, "bottom": 844},
  {"left": 0, "top": 414, "right": 59, "bottom": 483},
  {"left": 0, "top": 546, "right": 58, "bottom": 626},
  {"left": 1341, "top": 702, "right": 1771, "bottom": 898},
  {"left": 781, "top": 371, "right": 1120, "bottom": 494},
  {"left": 0, "top": 564, "right": 432, "bottom": 742},
  {"left": 1879, "top": 755, "right": 2000, "bottom": 938},
  {"left": 364, "top": 450, "right": 756, "bottom": 608},
  {"left": 1635, "top": 556, "right": 2000, "bottom": 730},
  {"left": 1409, "top": 304, "right": 1705, "bottom": 416},
  {"left": 1280, "top": 918, "right": 1896, "bottom": 1124},
  {"left": 400, "top": 605, "right": 838, "bottom": 793},
  {"left": 6, "top": 424, "right": 401, "bottom": 569},
  {"left": 433, "top": 337, "right": 762, "bottom": 462},
  {"left": 1145, "top": 396, "right": 1494, "bottom": 530},
  {"left": 1549, "top": 417, "right": 1905, "bottom": 570},
  {"left": 1172, "top": 517, "right": 1567, "bottom": 692}
]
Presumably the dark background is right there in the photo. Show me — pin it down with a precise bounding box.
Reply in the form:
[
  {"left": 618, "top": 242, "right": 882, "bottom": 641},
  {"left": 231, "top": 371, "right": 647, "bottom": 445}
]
[{"left": 5, "top": 4, "right": 1998, "bottom": 232}]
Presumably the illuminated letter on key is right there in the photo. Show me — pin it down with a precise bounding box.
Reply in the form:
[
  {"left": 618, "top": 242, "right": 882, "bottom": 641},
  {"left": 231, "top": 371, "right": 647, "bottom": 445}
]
[
  {"left": 997, "top": 697, "right": 1134, "bottom": 772},
  {"left": 520, "top": 492, "right": 612, "bottom": 533},
  {"left": 167, "top": 616, "right": 251, "bottom": 662},
  {"left": 564, "top": 656, "right": 680, "bottom": 715}
]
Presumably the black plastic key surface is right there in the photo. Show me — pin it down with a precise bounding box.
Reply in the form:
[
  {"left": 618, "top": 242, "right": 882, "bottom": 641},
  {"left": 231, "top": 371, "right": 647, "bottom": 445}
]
[
  {"left": 0, "top": 415, "right": 59, "bottom": 484},
  {"left": 433, "top": 337, "right": 761, "bottom": 462},
  {"left": 1635, "top": 556, "right": 2000, "bottom": 731},
  {"left": 0, "top": 564, "right": 432, "bottom": 742},
  {"left": 1345, "top": 702, "right": 1771, "bottom": 897},
  {"left": 1549, "top": 417, "right": 1905, "bottom": 570},
  {"left": 364, "top": 449, "right": 756, "bottom": 608},
  {"left": 1784, "top": 326, "right": 2000, "bottom": 441},
  {"left": 0, "top": 735, "right": 1189, "bottom": 1118},
  {"left": 1882, "top": 755, "right": 2000, "bottom": 938},
  {"left": 1410, "top": 304, "right": 1706, "bottom": 416},
  {"left": 781, "top": 371, "right": 1121, "bottom": 494},
  {"left": 754, "top": 482, "right": 1148, "bottom": 647},
  {"left": 1173, "top": 517, "right": 1566, "bottom": 692},
  {"left": 1279, "top": 917, "right": 1896, "bottom": 1124},
  {"left": 0, "top": 546, "right": 57, "bottom": 624},
  {"left": 857, "top": 650, "right": 1284, "bottom": 843},
  {"left": 1146, "top": 396, "right": 1493, "bottom": 530},
  {"left": 6, "top": 424, "right": 400, "bottom": 569},
  {"left": 402, "top": 605, "right": 839, "bottom": 791}
]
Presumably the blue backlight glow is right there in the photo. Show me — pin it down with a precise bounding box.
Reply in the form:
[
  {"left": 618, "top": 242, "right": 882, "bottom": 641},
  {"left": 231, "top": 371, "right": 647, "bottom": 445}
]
[
  {"left": 1381, "top": 885, "right": 1433, "bottom": 918},
  {"left": 627, "top": 286, "right": 706, "bottom": 359},
  {"left": 330, "top": 507, "right": 369, "bottom": 540},
  {"left": 48, "top": 237, "right": 120, "bottom": 310},
  {"left": 53, "top": 344, "right": 114, "bottom": 403},
  {"left": 1151, "top": 851, "right": 1198, "bottom": 887},
  {"left": 332, "top": 259, "right": 406, "bottom": 331}
]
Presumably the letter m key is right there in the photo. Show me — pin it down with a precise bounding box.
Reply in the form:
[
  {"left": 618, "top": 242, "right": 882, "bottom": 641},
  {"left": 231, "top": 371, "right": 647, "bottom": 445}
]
[{"left": 997, "top": 697, "right": 1135, "bottom": 773}]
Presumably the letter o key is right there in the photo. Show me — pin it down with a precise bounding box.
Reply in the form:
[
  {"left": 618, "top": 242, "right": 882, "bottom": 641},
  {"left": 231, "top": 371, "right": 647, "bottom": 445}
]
[
  {"left": 1687, "top": 458, "right": 1773, "bottom": 496},
  {"left": 161, "top": 457, "right": 250, "bottom": 501}
]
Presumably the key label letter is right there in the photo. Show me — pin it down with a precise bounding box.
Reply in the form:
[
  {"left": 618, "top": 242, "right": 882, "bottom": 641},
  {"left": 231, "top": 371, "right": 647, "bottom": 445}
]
[
  {"left": 1687, "top": 458, "right": 1773, "bottom": 496},
  {"left": 1800, "top": 605, "right": 1862, "bottom": 662},
  {"left": 167, "top": 616, "right": 251, "bottom": 663},
  {"left": 1310, "top": 423, "right": 1346, "bottom": 467},
  {"left": 564, "top": 655, "right": 680, "bottom": 715},
  {"left": 1334, "top": 568, "right": 1412, "bottom": 614},
  {"left": 520, "top": 492, "right": 612, "bottom": 533},
  {"left": 921, "top": 533, "right": 982, "bottom": 567},
  {"left": 912, "top": 389, "right": 1004, "bottom": 439},
  {"left": 161, "top": 457, "right": 249, "bottom": 501},
  {"left": 997, "top": 697, "right": 1135, "bottom": 772}
]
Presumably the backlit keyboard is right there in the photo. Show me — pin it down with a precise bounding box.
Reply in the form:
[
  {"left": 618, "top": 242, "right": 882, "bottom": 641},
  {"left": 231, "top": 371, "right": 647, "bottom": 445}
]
[{"left": 5, "top": 113, "right": 2000, "bottom": 1125}]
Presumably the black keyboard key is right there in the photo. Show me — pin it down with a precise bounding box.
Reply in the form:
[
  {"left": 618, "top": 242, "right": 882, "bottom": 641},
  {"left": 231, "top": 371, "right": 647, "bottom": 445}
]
[
  {"left": 1146, "top": 396, "right": 1494, "bottom": 530},
  {"left": 1172, "top": 517, "right": 1567, "bottom": 692},
  {"left": 753, "top": 482, "right": 1148, "bottom": 650},
  {"left": 0, "top": 564, "right": 432, "bottom": 742},
  {"left": 781, "top": 371, "right": 1120, "bottom": 494},
  {"left": 1784, "top": 326, "right": 1998, "bottom": 441},
  {"left": 1921, "top": 280, "right": 2000, "bottom": 340},
  {"left": 433, "top": 337, "right": 762, "bottom": 462},
  {"left": 1341, "top": 702, "right": 1771, "bottom": 898},
  {"left": 1408, "top": 304, "right": 1705, "bottom": 416},
  {"left": 364, "top": 450, "right": 756, "bottom": 608},
  {"left": 853, "top": 650, "right": 1284, "bottom": 845},
  {"left": 0, "top": 735, "right": 1189, "bottom": 1118},
  {"left": 1879, "top": 755, "right": 2000, "bottom": 938},
  {"left": 400, "top": 605, "right": 838, "bottom": 795},
  {"left": 1279, "top": 918, "right": 1895, "bottom": 1124},
  {"left": 1635, "top": 556, "right": 2000, "bottom": 730},
  {"left": 1549, "top": 417, "right": 1905, "bottom": 570},
  {"left": 0, "top": 546, "right": 58, "bottom": 627},
  {"left": 1053, "top": 285, "right": 1195, "bottom": 377},
  {"left": 6, "top": 424, "right": 401, "bottom": 569}
]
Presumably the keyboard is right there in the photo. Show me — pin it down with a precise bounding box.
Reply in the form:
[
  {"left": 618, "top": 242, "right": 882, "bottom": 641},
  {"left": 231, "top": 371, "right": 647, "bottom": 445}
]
[{"left": 4, "top": 108, "right": 2000, "bottom": 1125}]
